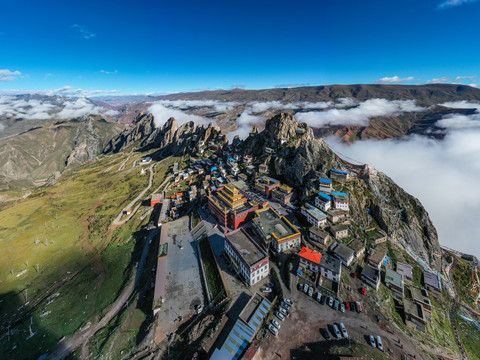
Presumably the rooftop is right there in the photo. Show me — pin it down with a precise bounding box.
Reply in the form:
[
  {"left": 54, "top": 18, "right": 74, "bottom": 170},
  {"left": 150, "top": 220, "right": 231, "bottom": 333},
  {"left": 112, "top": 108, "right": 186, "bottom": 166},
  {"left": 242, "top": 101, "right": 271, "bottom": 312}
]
[
  {"left": 411, "top": 287, "right": 431, "bottom": 306},
  {"left": 327, "top": 209, "right": 349, "bottom": 217},
  {"left": 299, "top": 247, "right": 322, "bottom": 265},
  {"left": 424, "top": 271, "right": 442, "bottom": 291},
  {"left": 331, "top": 224, "right": 349, "bottom": 232},
  {"left": 319, "top": 178, "right": 332, "bottom": 184},
  {"left": 319, "top": 254, "right": 341, "bottom": 273},
  {"left": 151, "top": 193, "right": 162, "bottom": 201},
  {"left": 369, "top": 247, "right": 388, "bottom": 265},
  {"left": 347, "top": 239, "right": 365, "bottom": 253},
  {"left": 226, "top": 228, "right": 267, "bottom": 267},
  {"left": 396, "top": 262, "right": 413, "bottom": 278},
  {"left": 331, "top": 169, "right": 349, "bottom": 175},
  {"left": 332, "top": 191, "right": 349, "bottom": 200},
  {"left": 385, "top": 268, "right": 404, "bottom": 289},
  {"left": 253, "top": 207, "right": 300, "bottom": 242},
  {"left": 404, "top": 299, "right": 425, "bottom": 321},
  {"left": 309, "top": 226, "right": 330, "bottom": 239},
  {"left": 317, "top": 192, "right": 332, "bottom": 201},
  {"left": 362, "top": 265, "right": 380, "bottom": 280},
  {"left": 333, "top": 242, "right": 354, "bottom": 260},
  {"left": 256, "top": 175, "right": 280, "bottom": 187},
  {"left": 302, "top": 203, "right": 327, "bottom": 220}
]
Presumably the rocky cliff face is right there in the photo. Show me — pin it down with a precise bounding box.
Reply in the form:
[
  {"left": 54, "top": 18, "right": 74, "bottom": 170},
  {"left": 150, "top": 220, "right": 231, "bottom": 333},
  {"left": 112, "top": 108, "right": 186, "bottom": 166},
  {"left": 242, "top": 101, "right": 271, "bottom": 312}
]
[
  {"left": 65, "top": 116, "right": 103, "bottom": 167},
  {"left": 103, "top": 113, "right": 226, "bottom": 156},
  {"left": 243, "top": 113, "right": 442, "bottom": 271}
]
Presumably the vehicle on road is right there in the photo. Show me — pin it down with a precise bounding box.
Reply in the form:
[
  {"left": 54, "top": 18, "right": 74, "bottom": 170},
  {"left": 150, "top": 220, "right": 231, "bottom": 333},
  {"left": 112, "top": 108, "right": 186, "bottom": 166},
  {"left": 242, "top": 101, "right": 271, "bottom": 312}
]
[
  {"left": 269, "top": 324, "right": 278, "bottom": 336},
  {"left": 351, "top": 272, "right": 357, "bottom": 279},
  {"left": 284, "top": 298, "right": 293, "bottom": 306},
  {"left": 340, "top": 303, "right": 345, "bottom": 313},
  {"left": 376, "top": 335, "right": 383, "bottom": 351},
  {"left": 332, "top": 324, "right": 342, "bottom": 338},
  {"left": 328, "top": 297, "right": 333, "bottom": 307},
  {"left": 272, "top": 319, "right": 281, "bottom": 329},
  {"left": 266, "top": 282, "right": 274, "bottom": 287},
  {"left": 261, "top": 287, "right": 272, "bottom": 293},
  {"left": 316, "top": 292, "right": 322, "bottom": 302},
  {"left": 339, "top": 323, "right": 348, "bottom": 337},
  {"left": 369, "top": 335, "right": 376, "bottom": 347},
  {"left": 361, "top": 287, "right": 367, "bottom": 295},
  {"left": 308, "top": 286, "right": 314, "bottom": 297},
  {"left": 321, "top": 328, "right": 331, "bottom": 341},
  {"left": 356, "top": 301, "right": 362, "bottom": 313},
  {"left": 281, "top": 302, "right": 290, "bottom": 310},
  {"left": 320, "top": 295, "right": 326, "bottom": 305},
  {"left": 195, "top": 304, "right": 203, "bottom": 313},
  {"left": 276, "top": 312, "right": 285, "bottom": 321},
  {"left": 334, "top": 299, "right": 339, "bottom": 310}
]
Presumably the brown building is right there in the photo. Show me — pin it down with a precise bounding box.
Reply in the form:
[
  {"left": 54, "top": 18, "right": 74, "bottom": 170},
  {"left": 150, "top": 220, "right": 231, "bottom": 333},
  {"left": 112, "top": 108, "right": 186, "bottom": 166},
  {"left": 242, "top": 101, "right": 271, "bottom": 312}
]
[
  {"left": 309, "top": 226, "right": 331, "bottom": 245},
  {"left": 404, "top": 299, "right": 426, "bottom": 332},
  {"left": 254, "top": 176, "right": 280, "bottom": 197},
  {"left": 327, "top": 209, "right": 349, "bottom": 224},
  {"left": 330, "top": 224, "right": 349, "bottom": 240},
  {"left": 272, "top": 184, "right": 294, "bottom": 205}
]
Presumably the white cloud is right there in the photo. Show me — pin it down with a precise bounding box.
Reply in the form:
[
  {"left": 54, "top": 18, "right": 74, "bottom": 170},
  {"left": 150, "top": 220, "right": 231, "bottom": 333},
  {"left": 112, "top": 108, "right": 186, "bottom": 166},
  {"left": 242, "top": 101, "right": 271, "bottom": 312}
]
[
  {"left": 302, "top": 101, "right": 333, "bottom": 109},
  {"left": 249, "top": 101, "right": 285, "bottom": 113},
  {"left": 440, "top": 100, "right": 480, "bottom": 110},
  {"left": 103, "top": 109, "right": 120, "bottom": 116},
  {"left": 148, "top": 103, "right": 209, "bottom": 128},
  {"left": 295, "top": 99, "right": 425, "bottom": 128},
  {"left": 335, "top": 97, "right": 358, "bottom": 108},
  {"left": 327, "top": 129, "right": 480, "bottom": 258},
  {"left": 56, "top": 98, "right": 105, "bottom": 119},
  {"left": 100, "top": 70, "right": 118, "bottom": 74},
  {"left": 438, "top": 0, "right": 479, "bottom": 9},
  {"left": 227, "top": 111, "right": 265, "bottom": 141},
  {"left": 154, "top": 99, "right": 239, "bottom": 112},
  {"left": 0, "top": 69, "right": 22, "bottom": 82},
  {"left": 71, "top": 24, "right": 95, "bottom": 39},
  {"left": 375, "top": 76, "right": 416, "bottom": 84},
  {"left": 426, "top": 75, "right": 477, "bottom": 84},
  {"left": 0, "top": 86, "right": 117, "bottom": 97}
]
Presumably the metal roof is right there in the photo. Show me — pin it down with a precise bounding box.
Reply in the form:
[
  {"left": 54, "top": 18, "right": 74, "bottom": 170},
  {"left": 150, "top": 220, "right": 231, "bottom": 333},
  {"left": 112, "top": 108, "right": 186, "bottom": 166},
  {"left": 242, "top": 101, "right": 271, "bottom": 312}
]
[{"left": 317, "top": 192, "right": 332, "bottom": 201}]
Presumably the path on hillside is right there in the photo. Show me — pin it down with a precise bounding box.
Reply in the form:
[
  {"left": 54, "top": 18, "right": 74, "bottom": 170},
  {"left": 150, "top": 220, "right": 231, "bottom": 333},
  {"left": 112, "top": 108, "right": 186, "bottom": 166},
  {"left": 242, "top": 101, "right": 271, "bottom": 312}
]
[
  {"left": 48, "top": 226, "right": 158, "bottom": 360},
  {"left": 447, "top": 257, "right": 469, "bottom": 360},
  {"left": 111, "top": 164, "right": 154, "bottom": 226}
]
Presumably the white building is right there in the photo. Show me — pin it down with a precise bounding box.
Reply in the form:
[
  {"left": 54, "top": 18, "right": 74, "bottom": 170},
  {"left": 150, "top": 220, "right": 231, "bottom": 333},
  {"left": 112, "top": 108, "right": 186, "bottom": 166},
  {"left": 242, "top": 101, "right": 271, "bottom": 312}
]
[
  {"left": 319, "top": 254, "right": 342, "bottom": 283},
  {"left": 301, "top": 203, "right": 327, "bottom": 228},
  {"left": 319, "top": 178, "right": 332, "bottom": 193},
  {"left": 315, "top": 192, "right": 332, "bottom": 212},
  {"left": 332, "top": 191, "right": 349, "bottom": 211}
]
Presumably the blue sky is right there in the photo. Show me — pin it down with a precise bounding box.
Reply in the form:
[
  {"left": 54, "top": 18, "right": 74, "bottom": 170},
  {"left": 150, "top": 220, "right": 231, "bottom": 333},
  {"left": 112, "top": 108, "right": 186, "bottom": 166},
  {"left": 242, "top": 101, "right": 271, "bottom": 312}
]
[{"left": 1, "top": 0, "right": 480, "bottom": 94}]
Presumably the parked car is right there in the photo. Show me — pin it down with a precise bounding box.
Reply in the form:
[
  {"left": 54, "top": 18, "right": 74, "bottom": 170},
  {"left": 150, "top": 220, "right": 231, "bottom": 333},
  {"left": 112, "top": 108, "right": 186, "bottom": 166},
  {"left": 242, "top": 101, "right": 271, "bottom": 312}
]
[
  {"left": 276, "top": 312, "right": 285, "bottom": 321},
  {"left": 303, "top": 283, "right": 309, "bottom": 294},
  {"left": 334, "top": 299, "right": 339, "bottom": 310},
  {"left": 346, "top": 302, "right": 350, "bottom": 311},
  {"left": 340, "top": 303, "right": 345, "bottom": 313},
  {"left": 321, "top": 328, "right": 331, "bottom": 341},
  {"left": 376, "top": 335, "right": 383, "bottom": 351},
  {"left": 369, "top": 335, "right": 376, "bottom": 347},
  {"left": 279, "top": 307, "right": 289, "bottom": 317},
  {"left": 281, "top": 302, "right": 290, "bottom": 310},
  {"left": 375, "top": 314, "right": 381, "bottom": 322},
  {"left": 328, "top": 297, "right": 333, "bottom": 307},
  {"left": 361, "top": 287, "right": 367, "bottom": 295},
  {"left": 298, "top": 283, "right": 304, "bottom": 291},
  {"left": 316, "top": 292, "right": 322, "bottom": 302},
  {"left": 269, "top": 324, "right": 278, "bottom": 336},
  {"left": 266, "top": 283, "right": 274, "bottom": 287},
  {"left": 308, "top": 286, "right": 314, "bottom": 297},
  {"left": 272, "top": 319, "right": 281, "bottom": 329},
  {"left": 261, "top": 287, "right": 272, "bottom": 293},
  {"left": 339, "top": 323, "right": 348, "bottom": 338},
  {"left": 356, "top": 301, "right": 362, "bottom": 313},
  {"left": 332, "top": 324, "right": 342, "bottom": 338},
  {"left": 320, "top": 295, "right": 326, "bottom": 305},
  {"left": 350, "top": 301, "right": 356, "bottom": 311},
  {"left": 284, "top": 298, "right": 293, "bottom": 306}
]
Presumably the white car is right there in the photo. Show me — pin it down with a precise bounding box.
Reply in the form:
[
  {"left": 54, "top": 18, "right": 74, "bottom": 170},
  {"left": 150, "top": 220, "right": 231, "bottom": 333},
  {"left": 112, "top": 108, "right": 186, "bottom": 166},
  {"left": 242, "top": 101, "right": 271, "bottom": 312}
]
[
  {"left": 276, "top": 312, "right": 285, "bottom": 321},
  {"left": 269, "top": 324, "right": 278, "bottom": 336},
  {"left": 339, "top": 323, "right": 348, "bottom": 338},
  {"left": 332, "top": 324, "right": 342, "bottom": 338},
  {"left": 376, "top": 335, "right": 383, "bottom": 351},
  {"left": 261, "top": 287, "right": 272, "bottom": 293},
  {"left": 316, "top": 292, "right": 322, "bottom": 302},
  {"left": 284, "top": 298, "right": 293, "bottom": 306},
  {"left": 340, "top": 303, "right": 345, "bottom": 313},
  {"left": 308, "top": 286, "right": 314, "bottom": 297},
  {"left": 281, "top": 302, "right": 290, "bottom": 310},
  {"left": 272, "top": 319, "right": 281, "bottom": 329},
  {"left": 369, "top": 335, "right": 376, "bottom": 347},
  {"left": 279, "top": 307, "right": 289, "bottom": 316}
]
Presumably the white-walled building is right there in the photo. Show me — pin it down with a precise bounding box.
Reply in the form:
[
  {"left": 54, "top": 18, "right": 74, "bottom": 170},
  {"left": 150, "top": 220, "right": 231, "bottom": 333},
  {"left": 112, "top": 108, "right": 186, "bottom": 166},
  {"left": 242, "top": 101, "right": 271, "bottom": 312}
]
[
  {"left": 315, "top": 192, "right": 332, "bottom": 212},
  {"left": 319, "top": 254, "right": 342, "bottom": 283},
  {"left": 224, "top": 228, "right": 270, "bottom": 286},
  {"left": 319, "top": 178, "right": 332, "bottom": 193},
  {"left": 301, "top": 203, "right": 327, "bottom": 228},
  {"left": 332, "top": 191, "right": 349, "bottom": 211}
]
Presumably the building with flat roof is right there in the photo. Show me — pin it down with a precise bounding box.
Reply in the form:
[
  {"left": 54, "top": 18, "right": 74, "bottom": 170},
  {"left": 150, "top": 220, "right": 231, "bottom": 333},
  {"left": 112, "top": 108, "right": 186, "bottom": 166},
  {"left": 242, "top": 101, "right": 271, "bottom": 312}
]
[
  {"left": 396, "top": 262, "right": 413, "bottom": 282},
  {"left": 315, "top": 192, "right": 332, "bottom": 212},
  {"left": 347, "top": 239, "right": 366, "bottom": 259},
  {"left": 319, "top": 254, "right": 342, "bottom": 283},
  {"left": 362, "top": 265, "right": 381, "bottom": 290},
  {"left": 411, "top": 287, "right": 432, "bottom": 314},
  {"left": 252, "top": 207, "right": 301, "bottom": 253},
  {"left": 224, "top": 228, "right": 269, "bottom": 286},
  {"left": 331, "top": 191, "right": 349, "bottom": 211},
  {"left": 327, "top": 209, "right": 349, "bottom": 224},
  {"left": 404, "top": 299, "right": 426, "bottom": 332},
  {"left": 151, "top": 193, "right": 162, "bottom": 207},
  {"left": 332, "top": 242, "right": 355, "bottom": 267},
  {"left": 319, "top": 178, "right": 332, "bottom": 193},
  {"left": 272, "top": 184, "right": 293, "bottom": 205},
  {"left": 298, "top": 247, "right": 322, "bottom": 273},
  {"left": 423, "top": 271, "right": 442, "bottom": 298},
  {"left": 385, "top": 268, "right": 404, "bottom": 298},
  {"left": 330, "top": 169, "right": 350, "bottom": 181},
  {"left": 301, "top": 203, "right": 327, "bottom": 228},
  {"left": 330, "top": 224, "right": 349, "bottom": 240},
  {"left": 208, "top": 184, "right": 260, "bottom": 229},
  {"left": 254, "top": 176, "right": 280, "bottom": 197},
  {"left": 309, "top": 226, "right": 331, "bottom": 245},
  {"left": 368, "top": 247, "right": 388, "bottom": 269},
  {"left": 211, "top": 293, "right": 272, "bottom": 360}
]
